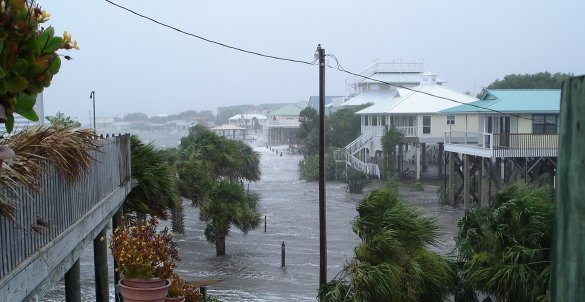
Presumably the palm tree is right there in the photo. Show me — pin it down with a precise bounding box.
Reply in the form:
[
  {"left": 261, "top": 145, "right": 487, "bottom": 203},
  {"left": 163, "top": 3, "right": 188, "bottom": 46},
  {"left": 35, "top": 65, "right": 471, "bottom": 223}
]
[
  {"left": 200, "top": 179, "right": 261, "bottom": 255},
  {"left": 455, "top": 182, "right": 553, "bottom": 301},
  {"left": 125, "top": 135, "right": 179, "bottom": 219},
  {"left": 319, "top": 189, "right": 455, "bottom": 302}
]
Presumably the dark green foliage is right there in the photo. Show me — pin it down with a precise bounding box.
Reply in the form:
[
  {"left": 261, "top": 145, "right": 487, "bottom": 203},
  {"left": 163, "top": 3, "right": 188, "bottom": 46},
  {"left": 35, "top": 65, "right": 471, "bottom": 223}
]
[
  {"left": 436, "top": 186, "right": 449, "bottom": 205},
  {"left": 298, "top": 106, "right": 319, "bottom": 155},
  {"left": 298, "top": 151, "right": 335, "bottom": 181},
  {"left": 319, "top": 189, "right": 455, "bottom": 302},
  {"left": 410, "top": 181, "right": 424, "bottom": 192},
  {"left": 177, "top": 125, "right": 262, "bottom": 255},
  {"left": 486, "top": 72, "right": 573, "bottom": 90},
  {"left": 200, "top": 179, "right": 262, "bottom": 255},
  {"left": 345, "top": 168, "right": 368, "bottom": 194},
  {"left": 455, "top": 183, "right": 554, "bottom": 301},
  {"left": 125, "top": 135, "right": 179, "bottom": 219},
  {"left": 381, "top": 126, "right": 404, "bottom": 179},
  {"left": 123, "top": 112, "right": 149, "bottom": 121},
  {"left": 326, "top": 106, "right": 367, "bottom": 148}
]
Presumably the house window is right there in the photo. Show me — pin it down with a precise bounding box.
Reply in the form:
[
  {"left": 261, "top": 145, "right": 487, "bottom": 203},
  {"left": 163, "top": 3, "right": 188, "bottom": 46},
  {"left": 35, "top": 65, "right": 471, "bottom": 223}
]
[
  {"left": 423, "top": 116, "right": 431, "bottom": 134},
  {"left": 364, "top": 116, "right": 368, "bottom": 126},
  {"left": 381, "top": 116, "right": 386, "bottom": 126},
  {"left": 446, "top": 115, "right": 455, "bottom": 125},
  {"left": 533, "top": 114, "right": 558, "bottom": 134},
  {"left": 372, "top": 115, "right": 377, "bottom": 126}
]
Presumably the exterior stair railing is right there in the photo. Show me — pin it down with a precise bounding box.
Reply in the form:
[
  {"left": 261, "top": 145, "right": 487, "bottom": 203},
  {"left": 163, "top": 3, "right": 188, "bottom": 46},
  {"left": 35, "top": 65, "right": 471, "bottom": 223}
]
[{"left": 334, "top": 129, "right": 381, "bottom": 179}]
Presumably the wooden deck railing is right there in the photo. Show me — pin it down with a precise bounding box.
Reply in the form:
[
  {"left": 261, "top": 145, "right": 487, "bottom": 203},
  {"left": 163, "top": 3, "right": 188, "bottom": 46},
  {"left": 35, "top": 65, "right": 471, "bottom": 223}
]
[
  {"left": 444, "top": 131, "right": 558, "bottom": 158},
  {"left": 0, "top": 134, "right": 130, "bottom": 280}
]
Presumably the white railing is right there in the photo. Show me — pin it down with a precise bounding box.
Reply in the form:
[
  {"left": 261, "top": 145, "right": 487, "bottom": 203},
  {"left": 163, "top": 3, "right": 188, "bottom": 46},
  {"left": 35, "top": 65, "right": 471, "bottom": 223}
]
[
  {"left": 345, "top": 128, "right": 376, "bottom": 156},
  {"left": 348, "top": 62, "right": 424, "bottom": 85},
  {"left": 444, "top": 131, "right": 493, "bottom": 149},
  {"left": 396, "top": 126, "right": 417, "bottom": 137},
  {"left": 266, "top": 119, "right": 300, "bottom": 127},
  {"left": 334, "top": 149, "right": 381, "bottom": 179}
]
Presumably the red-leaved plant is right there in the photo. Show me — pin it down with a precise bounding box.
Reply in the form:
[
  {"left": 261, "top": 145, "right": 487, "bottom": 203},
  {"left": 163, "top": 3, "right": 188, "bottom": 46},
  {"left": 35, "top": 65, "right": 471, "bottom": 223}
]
[{"left": 109, "top": 217, "right": 180, "bottom": 279}]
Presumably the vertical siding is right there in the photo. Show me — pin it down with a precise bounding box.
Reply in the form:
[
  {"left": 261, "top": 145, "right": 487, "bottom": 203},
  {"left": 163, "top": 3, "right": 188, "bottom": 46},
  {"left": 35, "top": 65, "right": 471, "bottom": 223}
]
[{"left": 0, "top": 135, "right": 130, "bottom": 280}]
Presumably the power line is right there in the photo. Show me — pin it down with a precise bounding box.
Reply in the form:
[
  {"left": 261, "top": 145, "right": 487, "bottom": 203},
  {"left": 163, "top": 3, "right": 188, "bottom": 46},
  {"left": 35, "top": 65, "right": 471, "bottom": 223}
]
[
  {"left": 105, "top": 0, "right": 558, "bottom": 128},
  {"left": 104, "top": 0, "right": 316, "bottom": 66}
]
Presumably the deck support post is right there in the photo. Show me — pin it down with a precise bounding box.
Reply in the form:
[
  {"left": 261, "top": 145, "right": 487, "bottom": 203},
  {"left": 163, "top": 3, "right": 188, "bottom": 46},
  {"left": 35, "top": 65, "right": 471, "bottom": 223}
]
[
  {"left": 463, "top": 154, "right": 470, "bottom": 209},
  {"left": 416, "top": 144, "right": 421, "bottom": 180},
  {"left": 438, "top": 142, "right": 444, "bottom": 177},
  {"left": 65, "top": 259, "right": 81, "bottom": 302},
  {"left": 480, "top": 158, "right": 490, "bottom": 207},
  {"left": 421, "top": 143, "right": 426, "bottom": 173},
  {"left": 448, "top": 152, "right": 456, "bottom": 205},
  {"left": 94, "top": 227, "right": 109, "bottom": 302}
]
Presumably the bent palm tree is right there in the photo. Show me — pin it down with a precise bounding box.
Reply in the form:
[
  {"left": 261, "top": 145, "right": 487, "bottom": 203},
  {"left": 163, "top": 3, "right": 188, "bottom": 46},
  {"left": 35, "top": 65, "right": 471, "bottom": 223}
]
[
  {"left": 455, "top": 182, "right": 553, "bottom": 301},
  {"left": 319, "top": 189, "right": 455, "bottom": 302},
  {"left": 200, "top": 179, "right": 261, "bottom": 255},
  {"left": 125, "top": 135, "right": 179, "bottom": 219}
]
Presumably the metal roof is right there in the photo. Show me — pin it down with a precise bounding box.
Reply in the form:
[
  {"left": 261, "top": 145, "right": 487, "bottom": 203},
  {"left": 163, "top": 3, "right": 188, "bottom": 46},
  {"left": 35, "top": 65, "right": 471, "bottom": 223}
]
[
  {"left": 268, "top": 101, "right": 308, "bottom": 116},
  {"left": 441, "top": 89, "right": 560, "bottom": 114},
  {"left": 357, "top": 83, "right": 477, "bottom": 115},
  {"left": 339, "top": 90, "right": 397, "bottom": 108},
  {"left": 228, "top": 114, "right": 267, "bottom": 120}
]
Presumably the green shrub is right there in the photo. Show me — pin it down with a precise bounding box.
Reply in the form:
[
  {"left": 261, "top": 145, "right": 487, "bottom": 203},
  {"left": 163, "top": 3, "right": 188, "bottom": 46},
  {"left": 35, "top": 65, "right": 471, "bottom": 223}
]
[
  {"left": 345, "top": 168, "right": 368, "bottom": 193},
  {"left": 436, "top": 186, "right": 449, "bottom": 205},
  {"left": 298, "top": 151, "right": 335, "bottom": 181},
  {"left": 410, "top": 181, "right": 424, "bottom": 192}
]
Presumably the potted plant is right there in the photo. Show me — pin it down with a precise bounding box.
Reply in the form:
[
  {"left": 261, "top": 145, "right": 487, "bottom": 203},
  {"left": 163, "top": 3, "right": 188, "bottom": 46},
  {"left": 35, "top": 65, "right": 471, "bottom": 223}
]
[{"left": 109, "top": 217, "right": 180, "bottom": 302}]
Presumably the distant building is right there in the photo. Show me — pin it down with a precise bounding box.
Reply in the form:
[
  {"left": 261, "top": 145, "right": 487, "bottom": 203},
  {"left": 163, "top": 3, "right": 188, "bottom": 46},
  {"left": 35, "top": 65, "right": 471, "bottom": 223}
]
[
  {"left": 265, "top": 101, "right": 308, "bottom": 146},
  {"left": 308, "top": 96, "right": 344, "bottom": 115},
  {"left": 228, "top": 114, "right": 267, "bottom": 133}
]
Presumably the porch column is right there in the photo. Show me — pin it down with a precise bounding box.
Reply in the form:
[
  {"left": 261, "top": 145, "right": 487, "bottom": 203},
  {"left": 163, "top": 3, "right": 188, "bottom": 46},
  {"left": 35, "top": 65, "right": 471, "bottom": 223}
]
[
  {"left": 463, "top": 154, "right": 470, "bottom": 209},
  {"left": 398, "top": 144, "right": 404, "bottom": 175}
]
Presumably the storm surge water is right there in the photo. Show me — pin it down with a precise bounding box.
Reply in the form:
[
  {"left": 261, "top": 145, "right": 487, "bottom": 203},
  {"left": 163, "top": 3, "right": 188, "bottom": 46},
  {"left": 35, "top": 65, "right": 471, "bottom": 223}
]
[{"left": 43, "top": 145, "right": 463, "bottom": 301}]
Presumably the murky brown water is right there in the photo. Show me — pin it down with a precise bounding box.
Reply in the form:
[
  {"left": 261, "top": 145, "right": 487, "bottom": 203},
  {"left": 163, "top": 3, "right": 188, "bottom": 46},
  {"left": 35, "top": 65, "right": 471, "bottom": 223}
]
[{"left": 43, "top": 145, "right": 464, "bottom": 301}]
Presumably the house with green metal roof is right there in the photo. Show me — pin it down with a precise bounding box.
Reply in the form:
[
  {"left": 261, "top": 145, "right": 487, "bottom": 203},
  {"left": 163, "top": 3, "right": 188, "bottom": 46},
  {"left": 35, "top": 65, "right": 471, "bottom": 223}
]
[
  {"left": 442, "top": 89, "right": 560, "bottom": 157},
  {"left": 265, "top": 101, "right": 308, "bottom": 145},
  {"left": 441, "top": 89, "right": 560, "bottom": 208}
]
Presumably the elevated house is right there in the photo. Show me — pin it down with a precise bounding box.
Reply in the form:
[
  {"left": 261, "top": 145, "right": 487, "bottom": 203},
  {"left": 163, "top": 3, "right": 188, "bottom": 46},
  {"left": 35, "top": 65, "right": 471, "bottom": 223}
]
[
  {"left": 265, "top": 101, "right": 308, "bottom": 146},
  {"left": 335, "top": 67, "right": 476, "bottom": 179},
  {"left": 441, "top": 89, "right": 560, "bottom": 207},
  {"left": 228, "top": 113, "right": 267, "bottom": 134}
]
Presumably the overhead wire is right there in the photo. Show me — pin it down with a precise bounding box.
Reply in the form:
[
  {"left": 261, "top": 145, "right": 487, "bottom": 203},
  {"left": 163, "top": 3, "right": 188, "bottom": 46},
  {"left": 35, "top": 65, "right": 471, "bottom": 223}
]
[
  {"left": 104, "top": 0, "right": 316, "bottom": 66},
  {"left": 105, "top": 0, "right": 559, "bottom": 129}
]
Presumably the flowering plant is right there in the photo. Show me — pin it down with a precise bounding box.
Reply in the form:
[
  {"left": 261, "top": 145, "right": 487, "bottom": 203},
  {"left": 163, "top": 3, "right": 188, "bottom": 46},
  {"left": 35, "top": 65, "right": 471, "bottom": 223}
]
[
  {"left": 109, "top": 217, "right": 180, "bottom": 279},
  {"left": 0, "top": 0, "right": 79, "bottom": 132}
]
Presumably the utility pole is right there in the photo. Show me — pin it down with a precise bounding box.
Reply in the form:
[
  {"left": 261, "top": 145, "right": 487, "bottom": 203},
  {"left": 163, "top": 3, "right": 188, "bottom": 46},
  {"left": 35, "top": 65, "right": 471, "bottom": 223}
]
[{"left": 317, "top": 44, "right": 327, "bottom": 287}]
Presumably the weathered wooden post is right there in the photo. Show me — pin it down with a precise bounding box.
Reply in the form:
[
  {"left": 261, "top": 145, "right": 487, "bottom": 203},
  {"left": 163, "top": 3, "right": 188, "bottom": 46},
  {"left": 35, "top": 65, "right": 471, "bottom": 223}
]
[
  {"left": 552, "top": 76, "right": 585, "bottom": 300},
  {"left": 281, "top": 241, "right": 286, "bottom": 267},
  {"left": 65, "top": 259, "right": 81, "bottom": 302},
  {"left": 94, "top": 228, "right": 109, "bottom": 302},
  {"left": 264, "top": 215, "right": 267, "bottom": 232}
]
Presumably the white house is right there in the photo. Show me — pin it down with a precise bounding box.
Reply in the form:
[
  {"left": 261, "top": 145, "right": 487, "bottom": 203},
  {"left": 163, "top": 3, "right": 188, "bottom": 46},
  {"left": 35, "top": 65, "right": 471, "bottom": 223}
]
[{"left": 335, "top": 70, "right": 476, "bottom": 179}]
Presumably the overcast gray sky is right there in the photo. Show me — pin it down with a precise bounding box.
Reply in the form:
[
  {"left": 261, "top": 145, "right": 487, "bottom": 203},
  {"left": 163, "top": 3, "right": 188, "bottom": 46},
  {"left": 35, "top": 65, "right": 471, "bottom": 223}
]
[{"left": 41, "top": 0, "right": 585, "bottom": 124}]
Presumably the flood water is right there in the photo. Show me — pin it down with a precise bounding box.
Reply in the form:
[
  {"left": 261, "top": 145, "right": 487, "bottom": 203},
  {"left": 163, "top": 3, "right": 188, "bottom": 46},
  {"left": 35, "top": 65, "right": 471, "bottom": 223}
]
[{"left": 43, "top": 144, "right": 464, "bottom": 301}]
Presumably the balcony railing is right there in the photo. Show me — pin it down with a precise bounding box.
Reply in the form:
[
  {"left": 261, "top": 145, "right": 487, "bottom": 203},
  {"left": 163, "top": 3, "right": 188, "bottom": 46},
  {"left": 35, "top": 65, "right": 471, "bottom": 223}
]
[{"left": 444, "top": 131, "right": 559, "bottom": 158}]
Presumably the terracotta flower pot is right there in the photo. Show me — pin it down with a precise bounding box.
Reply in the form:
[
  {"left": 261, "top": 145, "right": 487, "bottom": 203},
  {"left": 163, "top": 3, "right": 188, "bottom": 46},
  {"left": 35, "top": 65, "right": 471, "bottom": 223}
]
[{"left": 119, "top": 278, "right": 171, "bottom": 302}]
